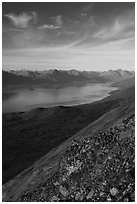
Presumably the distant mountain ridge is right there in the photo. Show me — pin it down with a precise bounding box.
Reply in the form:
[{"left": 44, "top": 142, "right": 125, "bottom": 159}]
[
  {"left": 100, "top": 69, "right": 134, "bottom": 82},
  {"left": 2, "top": 69, "right": 134, "bottom": 86}
]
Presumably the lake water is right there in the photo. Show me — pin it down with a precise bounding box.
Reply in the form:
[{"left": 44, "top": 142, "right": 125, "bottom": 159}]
[{"left": 2, "top": 83, "right": 117, "bottom": 113}]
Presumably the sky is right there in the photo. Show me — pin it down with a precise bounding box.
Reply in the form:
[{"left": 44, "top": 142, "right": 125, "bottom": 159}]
[{"left": 2, "top": 2, "right": 135, "bottom": 71}]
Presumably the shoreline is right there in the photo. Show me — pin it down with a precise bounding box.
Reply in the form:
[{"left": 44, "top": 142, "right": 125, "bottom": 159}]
[{"left": 2, "top": 83, "right": 117, "bottom": 114}]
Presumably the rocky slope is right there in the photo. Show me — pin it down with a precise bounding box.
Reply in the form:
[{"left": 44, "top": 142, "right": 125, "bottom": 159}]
[
  {"left": 2, "top": 85, "right": 135, "bottom": 202},
  {"left": 19, "top": 115, "right": 135, "bottom": 202}
]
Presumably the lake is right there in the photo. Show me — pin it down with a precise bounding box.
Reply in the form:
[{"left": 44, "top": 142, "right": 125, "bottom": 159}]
[{"left": 2, "top": 83, "right": 117, "bottom": 113}]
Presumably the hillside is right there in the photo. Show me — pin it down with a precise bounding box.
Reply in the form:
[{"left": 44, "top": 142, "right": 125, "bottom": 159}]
[
  {"left": 112, "top": 77, "right": 135, "bottom": 90},
  {"left": 2, "top": 84, "right": 135, "bottom": 202},
  {"left": 3, "top": 96, "right": 121, "bottom": 184},
  {"left": 2, "top": 71, "right": 31, "bottom": 85}
]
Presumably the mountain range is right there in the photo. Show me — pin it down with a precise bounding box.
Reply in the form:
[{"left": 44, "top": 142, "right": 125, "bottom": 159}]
[{"left": 3, "top": 69, "right": 134, "bottom": 86}]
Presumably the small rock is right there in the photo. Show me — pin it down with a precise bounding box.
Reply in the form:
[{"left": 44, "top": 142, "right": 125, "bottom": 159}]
[
  {"left": 75, "top": 192, "right": 81, "bottom": 200},
  {"left": 53, "top": 181, "right": 59, "bottom": 186},
  {"left": 110, "top": 187, "right": 118, "bottom": 196},
  {"left": 107, "top": 196, "right": 112, "bottom": 202},
  {"left": 59, "top": 186, "right": 69, "bottom": 197},
  {"left": 124, "top": 197, "right": 129, "bottom": 202},
  {"left": 75, "top": 191, "right": 84, "bottom": 201},
  {"left": 50, "top": 196, "right": 59, "bottom": 201},
  {"left": 100, "top": 192, "right": 105, "bottom": 197},
  {"left": 130, "top": 191, "right": 135, "bottom": 200},
  {"left": 86, "top": 189, "right": 94, "bottom": 199}
]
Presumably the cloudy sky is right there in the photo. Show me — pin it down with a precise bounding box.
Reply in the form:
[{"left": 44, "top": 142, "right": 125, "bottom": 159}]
[{"left": 2, "top": 2, "right": 135, "bottom": 71}]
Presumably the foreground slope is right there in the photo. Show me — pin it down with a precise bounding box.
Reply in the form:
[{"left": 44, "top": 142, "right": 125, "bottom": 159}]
[
  {"left": 2, "top": 85, "right": 135, "bottom": 202},
  {"left": 3, "top": 95, "right": 120, "bottom": 183}
]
